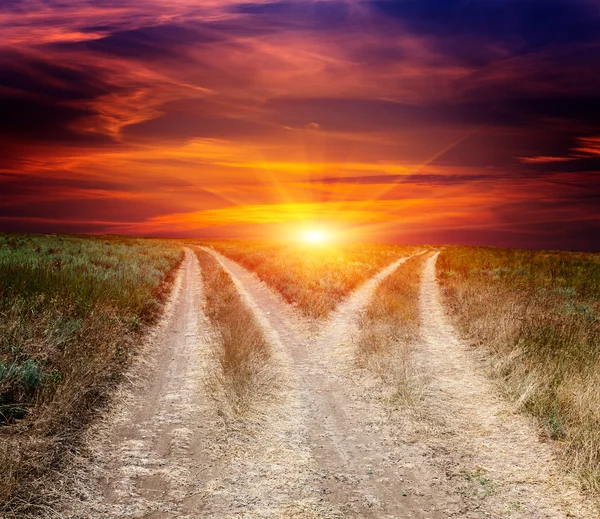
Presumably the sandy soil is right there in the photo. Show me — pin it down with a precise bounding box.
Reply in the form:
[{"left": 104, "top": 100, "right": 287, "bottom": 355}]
[{"left": 58, "top": 248, "right": 595, "bottom": 519}]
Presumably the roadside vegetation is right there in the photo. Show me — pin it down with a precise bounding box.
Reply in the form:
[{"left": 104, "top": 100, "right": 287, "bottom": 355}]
[
  {"left": 0, "top": 234, "right": 182, "bottom": 517},
  {"left": 197, "top": 240, "right": 420, "bottom": 318},
  {"left": 195, "top": 249, "right": 280, "bottom": 420},
  {"left": 356, "top": 253, "right": 427, "bottom": 405},
  {"left": 437, "top": 246, "right": 600, "bottom": 490}
]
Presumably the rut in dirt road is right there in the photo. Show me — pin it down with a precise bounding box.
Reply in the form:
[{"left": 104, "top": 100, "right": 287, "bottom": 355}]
[{"left": 209, "top": 249, "right": 460, "bottom": 518}]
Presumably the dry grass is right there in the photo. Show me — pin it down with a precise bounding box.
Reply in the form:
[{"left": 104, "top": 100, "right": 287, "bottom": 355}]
[
  {"left": 437, "top": 246, "right": 600, "bottom": 491},
  {"left": 0, "top": 234, "right": 183, "bottom": 517},
  {"left": 194, "top": 239, "right": 420, "bottom": 319},
  {"left": 195, "top": 249, "right": 280, "bottom": 419},
  {"left": 355, "top": 253, "right": 427, "bottom": 405}
]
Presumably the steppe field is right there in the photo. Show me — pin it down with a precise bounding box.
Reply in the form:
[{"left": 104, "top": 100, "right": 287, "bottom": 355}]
[{"left": 1, "top": 235, "right": 600, "bottom": 518}]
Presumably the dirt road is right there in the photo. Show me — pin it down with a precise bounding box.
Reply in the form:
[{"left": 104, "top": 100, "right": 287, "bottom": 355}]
[
  {"left": 64, "top": 249, "right": 217, "bottom": 518},
  {"left": 415, "top": 253, "right": 589, "bottom": 518},
  {"left": 207, "top": 249, "right": 459, "bottom": 518},
  {"left": 61, "top": 248, "right": 591, "bottom": 518}
]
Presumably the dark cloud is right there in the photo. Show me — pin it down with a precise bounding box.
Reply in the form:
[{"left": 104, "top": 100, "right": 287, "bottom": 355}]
[
  {"left": 232, "top": 1, "right": 351, "bottom": 28},
  {"left": 504, "top": 97, "right": 600, "bottom": 128},
  {"left": 311, "top": 169, "right": 600, "bottom": 205},
  {"left": 367, "top": 0, "right": 600, "bottom": 52},
  {"left": 0, "top": 198, "right": 166, "bottom": 223},
  {"left": 0, "top": 96, "right": 114, "bottom": 144},
  {"left": 264, "top": 96, "right": 591, "bottom": 168},
  {"left": 312, "top": 172, "right": 507, "bottom": 185},
  {"left": 266, "top": 96, "right": 600, "bottom": 133},
  {"left": 0, "top": 50, "right": 115, "bottom": 101},
  {"left": 124, "top": 102, "right": 271, "bottom": 141},
  {"left": 76, "top": 23, "right": 223, "bottom": 58},
  {"left": 0, "top": 172, "right": 230, "bottom": 226},
  {"left": 0, "top": 218, "right": 116, "bottom": 235},
  {"left": 78, "top": 25, "right": 120, "bottom": 33},
  {"left": 234, "top": 1, "right": 312, "bottom": 15},
  {"left": 0, "top": 0, "right": 29, "bottom": 14},
  {"left": 431, "top": 129, "right": 567, "bottom": 168},
  {"left": 523, "top": 157, "right": 600, "bottom": 173},
  {"left": 264, "top": 97, "right": 497, "bottom": 132},
  {"left": 0, "top": 50, "right": 121, "bottom": 144},
  {"left": 0, "top": 173, "right": 195, "bottom": 198},
  {"left": 309, "top": 169, "right": 575, "bottom": 186}
]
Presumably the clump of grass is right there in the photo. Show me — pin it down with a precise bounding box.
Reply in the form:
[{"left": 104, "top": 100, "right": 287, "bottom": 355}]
[
  {"left": 0, "top": 359, "right": 45, "bottom": 422},
  {"left": 194, "top": 239, "right": 420, "bottom": 319},
  {"left": 195, "top": 249, "right": 279, "bottom": 419},
  {"left": 437, "top": 246, "right": 600, "bottom": 490},
  {"left": 355, "top": 253, "right": 426, "bottom": 405},
  {"left": 0, "top": 233, "right": 183, "bottom": 517}
]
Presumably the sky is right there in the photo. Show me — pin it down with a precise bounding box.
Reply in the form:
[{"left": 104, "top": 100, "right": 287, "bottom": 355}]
[{"left": 1, "top": 0, "right": 599, "bottom": 250}]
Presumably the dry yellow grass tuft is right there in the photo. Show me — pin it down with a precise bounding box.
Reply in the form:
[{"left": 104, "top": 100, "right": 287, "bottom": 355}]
[
  {"left": 438, "top": 246, "right": 600, "bottom": 491},
  {"left": 355, "top": 253, "right": 427, "bottom": 405},
  {"left": 194, "top": 239, "right": 421, "bottom": 319},
  {"left": 195, "top": 249, "right": 280, "bottom": 419}
]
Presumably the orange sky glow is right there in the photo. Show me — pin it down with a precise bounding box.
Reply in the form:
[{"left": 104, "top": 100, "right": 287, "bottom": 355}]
[{"left": 1, "top": 0, "right": 599, "bottom": 249}]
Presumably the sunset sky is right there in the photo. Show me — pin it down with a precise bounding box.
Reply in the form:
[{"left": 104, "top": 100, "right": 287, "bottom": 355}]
[{"left": 1, "top": 0, "right": 599, "bottom": 249}]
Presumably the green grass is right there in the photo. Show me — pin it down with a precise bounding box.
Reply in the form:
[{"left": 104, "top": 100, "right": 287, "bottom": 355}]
[
  {"left": 0, "top": 233, "right": 183, "bottom": 516},
  {"left": 194, "top": 239, "right": 420, "bottom": 318},
  {"left": 438, "top": 246, "right": 600, "bottom": 490}
]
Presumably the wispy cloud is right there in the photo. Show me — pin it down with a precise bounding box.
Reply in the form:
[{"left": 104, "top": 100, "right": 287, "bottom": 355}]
[{"left": 1, "top": 0, "right": 599, "bottom": 248}]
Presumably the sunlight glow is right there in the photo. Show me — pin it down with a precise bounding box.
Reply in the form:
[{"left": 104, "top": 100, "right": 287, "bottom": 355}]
[{"left": 302, "top": 229, "right": 329, "bottom": 244}]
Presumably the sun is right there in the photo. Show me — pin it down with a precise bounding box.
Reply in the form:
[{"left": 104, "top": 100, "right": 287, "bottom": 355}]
[{"left": 302, "top": 229, "right": 329, "bottom": 244}]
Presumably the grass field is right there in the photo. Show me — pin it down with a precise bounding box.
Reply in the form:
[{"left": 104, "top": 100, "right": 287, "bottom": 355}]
[
  {"left": 438, "top": 246, "right": 600, "bottom": 489},
  {"left": 4, "top": 234, "right": 600, "bottom": 514},
  {"left": 196, "top": 240, "right": 421, "bottom": 318},
  {"left": 0, "top": 234, "right": 182, "bottom": 515}
]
